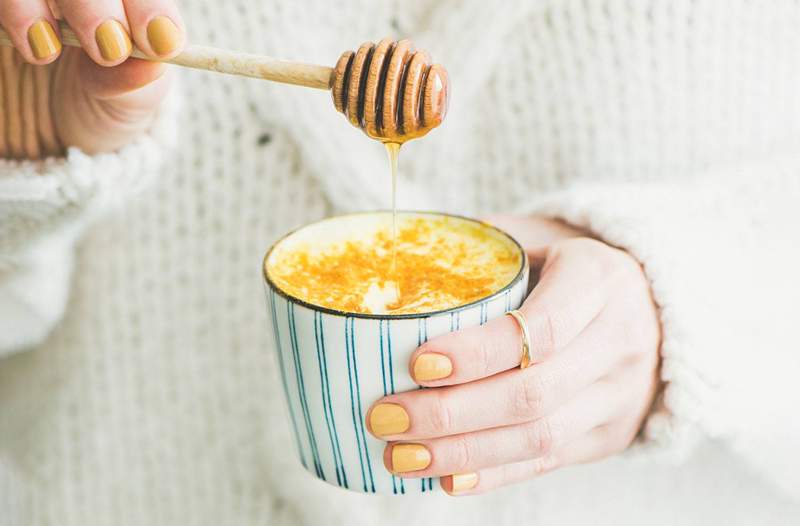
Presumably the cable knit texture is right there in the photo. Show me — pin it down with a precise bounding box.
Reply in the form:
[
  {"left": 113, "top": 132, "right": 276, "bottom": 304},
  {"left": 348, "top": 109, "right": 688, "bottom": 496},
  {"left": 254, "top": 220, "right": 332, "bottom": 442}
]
[{"left": 1, "top": 1, "right": 799, "bottom": 524}]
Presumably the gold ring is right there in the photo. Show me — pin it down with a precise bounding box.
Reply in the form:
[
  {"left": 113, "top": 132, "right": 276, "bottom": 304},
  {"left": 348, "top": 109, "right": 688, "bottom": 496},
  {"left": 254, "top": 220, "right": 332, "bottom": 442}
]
[{"left": 506, "top": 310, "right": 533, "bottom": 369}]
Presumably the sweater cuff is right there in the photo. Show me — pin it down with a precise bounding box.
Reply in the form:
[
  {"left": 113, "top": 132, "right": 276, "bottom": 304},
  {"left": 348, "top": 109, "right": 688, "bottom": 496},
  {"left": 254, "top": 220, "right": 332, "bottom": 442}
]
[{"left": 0, "top": 84, "right": 180, "bottom": 255}]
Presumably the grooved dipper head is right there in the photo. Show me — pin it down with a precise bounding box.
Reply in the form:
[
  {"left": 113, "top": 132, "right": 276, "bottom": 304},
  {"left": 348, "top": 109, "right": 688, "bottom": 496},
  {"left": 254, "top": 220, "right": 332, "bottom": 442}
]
[{"left": 331, "top": 38, "right": 450, "bottom": 143}]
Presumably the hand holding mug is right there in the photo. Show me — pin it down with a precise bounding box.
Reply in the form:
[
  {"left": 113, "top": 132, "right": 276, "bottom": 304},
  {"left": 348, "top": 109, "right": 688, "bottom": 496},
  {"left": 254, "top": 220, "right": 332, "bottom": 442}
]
[
  {"left": 367, "top": 216, "right": 662, "bottom": 495},
  {"left": 0, "top": 0, "right": 184, "bottom": 158}
]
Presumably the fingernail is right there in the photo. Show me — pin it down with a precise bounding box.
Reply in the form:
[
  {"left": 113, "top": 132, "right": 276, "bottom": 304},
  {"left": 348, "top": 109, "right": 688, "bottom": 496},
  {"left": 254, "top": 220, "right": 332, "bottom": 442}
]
[
  {"left": 95, "top": 19, "right": 132, "bottom": 61},
  {"left": 413, "top": 353, "right": 453, "bottom": 382},
  {"left": 369, "top": 403, "right": 409, "bottom": 437},
  {"left": 450, "top": 472, "right": 479, "bottom": 493},
  {"left": 147, "top": 16, "right": 181, "bottom": 56},
  {"left": 27, "top": 20, "right": 61, "bottom": 60},
  {"left": 391, "top": 444, "right": 431, "bottom": 473}
]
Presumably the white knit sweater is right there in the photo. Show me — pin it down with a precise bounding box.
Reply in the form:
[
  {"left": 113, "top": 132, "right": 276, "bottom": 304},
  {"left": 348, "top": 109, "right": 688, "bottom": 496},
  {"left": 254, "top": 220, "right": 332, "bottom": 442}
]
[{"left": 1, "top": 0, "right": 799, "bottom": 524}]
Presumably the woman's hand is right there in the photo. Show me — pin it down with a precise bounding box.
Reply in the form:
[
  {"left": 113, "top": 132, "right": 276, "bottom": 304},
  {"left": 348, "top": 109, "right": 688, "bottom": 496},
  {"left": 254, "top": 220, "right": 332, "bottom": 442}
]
[
  {"left": 366, "top": 216, "right": 661, "bottom": 495},
  {"left": 0, "top": 0, "right": 185, "bottom": 158}
]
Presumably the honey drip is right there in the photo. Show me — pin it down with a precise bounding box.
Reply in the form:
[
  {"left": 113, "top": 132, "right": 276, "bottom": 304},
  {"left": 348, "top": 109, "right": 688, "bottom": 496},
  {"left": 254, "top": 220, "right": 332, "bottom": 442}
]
[{"left": 385, "top": 142, "right": 401, "bottom": 302}]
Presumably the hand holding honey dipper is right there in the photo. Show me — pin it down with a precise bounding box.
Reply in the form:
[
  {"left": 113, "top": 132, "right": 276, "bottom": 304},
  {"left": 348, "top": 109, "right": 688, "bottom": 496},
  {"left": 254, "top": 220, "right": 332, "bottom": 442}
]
[{"left": 0, "top": 1, "right": 448, "bottom": 158}]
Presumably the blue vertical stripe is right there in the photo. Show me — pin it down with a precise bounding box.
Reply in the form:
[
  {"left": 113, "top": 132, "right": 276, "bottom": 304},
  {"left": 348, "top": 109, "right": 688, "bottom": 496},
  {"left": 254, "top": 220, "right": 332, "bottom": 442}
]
[
  {"left": 378, "top": 320, "right": 389, "bottom": 398},
  {"left": 386, "top": 321, "right": 405, "bottom": 494},
  {"left": 417, "top": 317, "right": 434, "bottom": 493},
  {"left": 480, "top": 302, "right": 488, "bottom": 325},
  {"left": 344, "top": 317, "right": 368, "bottom": 491},
  {"left": 449, "top": 311, "right": 461, "bottom": 332},
  {"left": 268, "top": 289, "right": 307, "bottom": 469},
  {"left": 346, "top": 317, "right": 375, "bottom": 492},
  {"left": 387, "top": 320, "right": 396, "bottom": 396},
  {"left": 505, "top": 289, "right": 512, "bottom": 312},
  {"left": 379, "top": 320, "right": 403, "bottom": 494},
  {"left": 287, "top": 302, "right": 325, "bottom": 480},
  {"left": 314, "top": 312, "right": 348, "bottom": 488}
]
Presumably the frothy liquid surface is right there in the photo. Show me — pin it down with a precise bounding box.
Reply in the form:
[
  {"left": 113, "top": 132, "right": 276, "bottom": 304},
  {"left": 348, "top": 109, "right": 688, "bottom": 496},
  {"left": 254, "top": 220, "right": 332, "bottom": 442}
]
[{"left": 266, "top": 213, "right": 523, "bottom": 315}]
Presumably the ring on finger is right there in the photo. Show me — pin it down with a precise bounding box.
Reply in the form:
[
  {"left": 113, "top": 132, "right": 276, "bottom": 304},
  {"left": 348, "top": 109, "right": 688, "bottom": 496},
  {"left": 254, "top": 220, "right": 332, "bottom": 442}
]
[{"left": 506, "top": 309, "right": 533, "bottom": 369}]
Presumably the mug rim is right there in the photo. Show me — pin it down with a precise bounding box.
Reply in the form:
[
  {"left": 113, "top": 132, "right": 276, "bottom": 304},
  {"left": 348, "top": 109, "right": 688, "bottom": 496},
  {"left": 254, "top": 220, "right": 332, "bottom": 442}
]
[{"left": 262, "top": 210, "right": 528, "bottom": 320}]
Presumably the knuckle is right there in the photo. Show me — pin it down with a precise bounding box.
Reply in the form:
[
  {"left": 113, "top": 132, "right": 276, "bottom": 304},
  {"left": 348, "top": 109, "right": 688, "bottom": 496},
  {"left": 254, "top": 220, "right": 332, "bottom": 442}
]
[
  {"left": 470, "top": 337, "right": 495, "bottom": 378},
  {"left": 536, "top": 306, "right": 559, "bottom": 356},
  {"left": 558, "top": 236, "right": 604, "bottom": 256},
  {"left": 512, "top": 373, "right": 546, "bottom": 420},
  {"left": 428, "top": 391, "right": 455, "bottom": 434},
  {"left": 532, "top": 453, "right": 559, "bottom": 477},
  {"left": 617, "top": 421, "right": 642, "bottom": 450},
  {"left": 597, "top": 424, "right": 633, "bottom": 457},
  {"left": 447, "top": 435, "right": 475, "bottom": 473},
  {"left": 523, "top": 418, "right": 555, "bottom": 458}
]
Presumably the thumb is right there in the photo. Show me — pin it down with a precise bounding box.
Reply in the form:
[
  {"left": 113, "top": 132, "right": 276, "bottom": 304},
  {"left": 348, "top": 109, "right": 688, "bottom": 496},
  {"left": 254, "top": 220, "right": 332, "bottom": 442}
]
[
  {"left": 78, "top": 54, "right": 169, "bottom": 104},
  {"left": 55, "top": 49, "right": 171, "bottom": 153}
]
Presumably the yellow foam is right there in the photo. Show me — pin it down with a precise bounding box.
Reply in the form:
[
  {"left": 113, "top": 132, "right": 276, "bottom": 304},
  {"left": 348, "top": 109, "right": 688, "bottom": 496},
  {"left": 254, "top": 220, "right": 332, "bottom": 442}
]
[{"left": 266, "top": 215, "right": 522, "bottom": 315}]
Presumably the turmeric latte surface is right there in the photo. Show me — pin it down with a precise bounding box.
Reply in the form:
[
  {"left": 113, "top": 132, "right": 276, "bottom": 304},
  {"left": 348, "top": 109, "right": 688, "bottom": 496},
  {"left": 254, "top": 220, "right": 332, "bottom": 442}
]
[{"left": 265, "top": 213, "right": 522, "bottom": 315}]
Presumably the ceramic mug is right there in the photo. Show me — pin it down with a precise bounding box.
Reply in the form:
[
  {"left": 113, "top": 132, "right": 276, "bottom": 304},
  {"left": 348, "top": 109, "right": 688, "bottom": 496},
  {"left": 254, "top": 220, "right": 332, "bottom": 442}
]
[{"left": 263, "top": 212, "right": 529, "bottom": 495}]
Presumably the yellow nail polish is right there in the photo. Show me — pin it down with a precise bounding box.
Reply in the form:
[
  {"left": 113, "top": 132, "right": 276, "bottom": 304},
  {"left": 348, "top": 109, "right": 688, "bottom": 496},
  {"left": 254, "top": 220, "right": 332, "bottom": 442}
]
[
  {"left": 369, "top": 403, "right": 409, "bottom": 437},
  {"left": 95, "top": 19, "right": 132, "bottom": 61},
  {"left": 450, "top": 472, "right": 478, "bottom": 493},
  {"left": 391, "top": 444, "right": 431, "bottom": 473},
  {"left": 413, "top": 353, "right": 453, "bottom": 381},
  {"left": 27, "top": 20, "right": 61, "bottom": 60},
  {"left": 147, "top": 16, "right": 181, "bottom": 56}
]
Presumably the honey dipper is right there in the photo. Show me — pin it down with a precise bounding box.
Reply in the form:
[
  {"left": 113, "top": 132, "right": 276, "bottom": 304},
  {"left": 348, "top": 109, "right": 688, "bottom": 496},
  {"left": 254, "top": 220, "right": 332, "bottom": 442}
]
[{"left": 0, "top": 22, "right": 449, "bottom": 143}]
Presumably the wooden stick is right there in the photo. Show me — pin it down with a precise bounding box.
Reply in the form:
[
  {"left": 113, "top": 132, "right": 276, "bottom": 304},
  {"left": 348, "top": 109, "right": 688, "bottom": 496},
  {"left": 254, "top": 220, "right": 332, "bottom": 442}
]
[{"left": 0, "top": 21, "right": 333, "bottom": 90}]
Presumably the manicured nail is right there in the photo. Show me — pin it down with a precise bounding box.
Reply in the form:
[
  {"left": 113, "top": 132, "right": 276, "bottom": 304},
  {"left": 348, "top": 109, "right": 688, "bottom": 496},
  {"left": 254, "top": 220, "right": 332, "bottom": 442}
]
[
  {"left": 450, "top": 472, "right": 479, "bottom": 493},
  {"left": 413, "top": 353, "right": 453, "bottom": 381},
  {"left": 27, "top": 20, "right": 61, "bottom": 60},
  {"left": 147, "top": 16, "right": 181, "bottom": 56},
  {"left": 95, "top": 19, "right": 132, "bottom": 61},
  {"left": 369, "top": 403, "right": 409, "bottom": 437},
  {"left": 391, "top": 444, "right": 431, "bottom": 473}
]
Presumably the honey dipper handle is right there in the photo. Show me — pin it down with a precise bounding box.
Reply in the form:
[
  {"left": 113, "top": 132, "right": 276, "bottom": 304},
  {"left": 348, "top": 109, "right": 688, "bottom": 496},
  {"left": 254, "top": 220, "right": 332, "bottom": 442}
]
[
  {"left": 0, "top": 21, "right": 334, "bottom": 90},
  {"left": 160, "top": 45, "right": 333, "bottom": 89}
]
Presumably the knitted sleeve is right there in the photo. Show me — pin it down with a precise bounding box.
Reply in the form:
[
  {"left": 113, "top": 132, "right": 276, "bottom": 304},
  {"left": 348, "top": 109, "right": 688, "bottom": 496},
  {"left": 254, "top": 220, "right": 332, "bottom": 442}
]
[
  {"left": 0, "top": 90, "right": 178, "bottom": 354},
  {"left": 526, "top": 157, "right": 800, "bottom": 500}
]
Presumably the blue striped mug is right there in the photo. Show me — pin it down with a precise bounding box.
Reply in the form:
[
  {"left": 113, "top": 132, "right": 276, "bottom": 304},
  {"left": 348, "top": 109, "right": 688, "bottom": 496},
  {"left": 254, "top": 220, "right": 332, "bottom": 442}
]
[{"left": 263, "top": 212, "right": 529, "bottom": 495}]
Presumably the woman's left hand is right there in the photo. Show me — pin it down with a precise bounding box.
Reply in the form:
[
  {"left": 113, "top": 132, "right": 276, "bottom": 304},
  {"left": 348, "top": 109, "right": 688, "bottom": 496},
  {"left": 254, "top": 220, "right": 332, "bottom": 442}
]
[{"left": 366, "top": 215, "right": 661, "bottom": 495}]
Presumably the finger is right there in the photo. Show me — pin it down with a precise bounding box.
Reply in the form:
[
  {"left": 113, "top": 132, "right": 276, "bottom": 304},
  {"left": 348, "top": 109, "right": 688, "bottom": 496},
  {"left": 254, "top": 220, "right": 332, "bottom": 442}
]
[
  {"left": 411, "top": 238, "right": 613, "bottom": 386},
  {"left": 441, "top": 427, "right": 617, "bottom": 496},
  {"left": 0, "top": 0, "right": 62, "bottom": 64},
  {"left": 33, "top": 65, "right": 62, "bottom": 156},
  {"left": 56, "top": 0, "right": 132, "bottom": 66},
  {"left": 371, "top": 323, "right": 627, "bottom": 440},
  {"left": 53, "top": 50, "right": 170, "bottom": 154},
  {"left": 75, "top": 50, "right": 167, "bottom": 100},
  {"left": 383, "top": 382, "right": 618, "bottom": 477},
  {"left": 0, "top": 48, "right": 22, "bottom": 158},
  {"left": 122, "top": 0, "right": 185, "bottom": 58}
]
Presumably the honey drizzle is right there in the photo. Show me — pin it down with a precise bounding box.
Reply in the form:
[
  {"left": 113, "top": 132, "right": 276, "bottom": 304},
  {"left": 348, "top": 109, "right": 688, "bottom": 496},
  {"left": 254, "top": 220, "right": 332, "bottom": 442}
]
[{"left": 385, "top": 142, "right": 401, "bottom": 302}]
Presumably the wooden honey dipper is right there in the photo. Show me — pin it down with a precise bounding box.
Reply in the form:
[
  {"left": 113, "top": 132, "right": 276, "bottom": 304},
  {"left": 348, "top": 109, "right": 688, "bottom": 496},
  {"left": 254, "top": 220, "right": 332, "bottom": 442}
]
[{"left": 0, "top": 22, "right": 449, "bottom": 144}]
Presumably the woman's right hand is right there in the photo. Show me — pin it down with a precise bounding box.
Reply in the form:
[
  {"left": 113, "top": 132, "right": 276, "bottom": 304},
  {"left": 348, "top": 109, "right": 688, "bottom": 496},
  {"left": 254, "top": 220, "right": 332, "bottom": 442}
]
[{"left": 0, "top": 0, "right": 185, "bottom": 159}]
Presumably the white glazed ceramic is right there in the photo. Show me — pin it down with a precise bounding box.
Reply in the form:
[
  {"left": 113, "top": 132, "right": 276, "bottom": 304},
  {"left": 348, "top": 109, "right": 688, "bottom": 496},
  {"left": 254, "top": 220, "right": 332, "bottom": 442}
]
[{"left": 263, "top": 212, "right": 529, "bottom": 495}]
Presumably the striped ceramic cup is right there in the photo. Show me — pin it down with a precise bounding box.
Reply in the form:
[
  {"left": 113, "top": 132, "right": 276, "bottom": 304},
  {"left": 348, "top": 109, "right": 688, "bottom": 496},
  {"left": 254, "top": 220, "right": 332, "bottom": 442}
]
[{"left": 263, "top": 212, "right": 529, "bottom": 495}]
